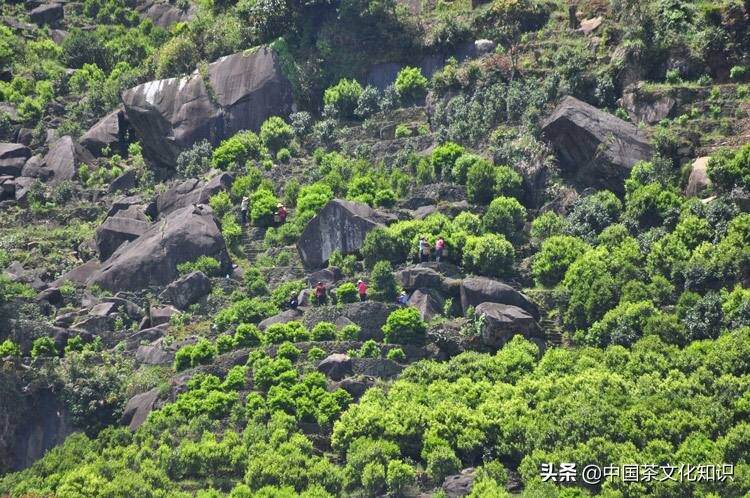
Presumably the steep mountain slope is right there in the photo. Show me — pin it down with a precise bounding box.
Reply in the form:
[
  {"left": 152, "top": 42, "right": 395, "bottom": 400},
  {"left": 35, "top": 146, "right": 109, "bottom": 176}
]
[{"left": 1, "top": 0, "right": 750, "bottom": 496}]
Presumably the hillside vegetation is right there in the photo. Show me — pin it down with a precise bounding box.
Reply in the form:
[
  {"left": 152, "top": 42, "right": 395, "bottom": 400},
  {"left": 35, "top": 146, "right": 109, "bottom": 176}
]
[{"left": 1, "top": 0, "right": 750, "bottom": 496}]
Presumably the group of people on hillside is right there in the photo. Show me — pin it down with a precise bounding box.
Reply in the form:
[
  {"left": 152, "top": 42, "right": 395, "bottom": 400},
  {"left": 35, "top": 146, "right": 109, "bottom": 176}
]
[
  {"left": 418, "top": 236, "right": 445, "bottom": 263},
  {"left": 287, "top": 279, "right": 370, "bottom": 309},
  {"left": 240, "top": 197, "right": 287, "bottom": 226}
]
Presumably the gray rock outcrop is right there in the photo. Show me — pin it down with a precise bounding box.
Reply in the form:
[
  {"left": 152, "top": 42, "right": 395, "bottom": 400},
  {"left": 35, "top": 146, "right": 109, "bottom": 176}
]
[
  {"left": 159, "top": 271, "right": 211, "bottom": 310},
  {"left": 24, "top": 136, "right": 94, "bottom": 185},
  {"left": 121, "top": 47, "right": 293, "bottom": 167},
  {"left": 460, "top": 276, "right": 538, "bottom": 318},
  {"left": 0, "top": 143, "right": 31, "bottom": 177},
  {"left": 297, "top": 199, "right": 386, "bottom": 268},
  {"left": 685, "top": 156, "right": 711, "bottom": 198},
  {"left": 541, "top": 96, "right": 652, "bottom": 194},
  {"left": 80, "top": 107, "right": 130, "bottom": 157},
  {"left": 317, "top": 353, "right": 353, "bottom": 381},
  {"left": 475, "top": 302, "right": 541, "bottom": 348},
  {"left": 30, "top": 3, "right": 63, "bottom": 26},
  {"left": 95, "top": 216, "right": 151, "bottom": 260},
  {"left": 87, "top": 204, "right": 229, "bottom": 292},
  {"left": 155, "top": 171, "right": 233, "bottom": 217},
  {"left": 119, "top": 388, "right": 160, "bottom": 431}
]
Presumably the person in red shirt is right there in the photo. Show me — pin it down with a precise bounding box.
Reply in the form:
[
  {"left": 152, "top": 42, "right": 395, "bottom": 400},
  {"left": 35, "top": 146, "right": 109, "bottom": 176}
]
[
  {"left": 357, "top": 279, "right": 368, "bottom": 302},
  {"left": 314, "top": 281, "right": 326, "bottom": 306},
  {"left": 435, "top": 237, "right": 445, "bottom": 263},
  {"left": 276, "top": 203, "right": 288, "bottom": 224}
]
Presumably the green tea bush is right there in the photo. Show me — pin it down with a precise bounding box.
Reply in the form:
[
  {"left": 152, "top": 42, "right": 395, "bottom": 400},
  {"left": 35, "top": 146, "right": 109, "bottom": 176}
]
[
  {"left": 324, "top": 79, "right": 363, "bottom": 119},
  {"left": 0, "top": 339, "right": 20, "bottom": 357},
  {"left": 221, "top": 214, "right": 242, "bottom": 247},
  {"left": 494, "top": 165, "right": 523, "bottom": 199},
  {"left": 482, "top": 196, "right": 526, "bottom": 241},
  {"left": 234, "top": 323, "right": 262, "bottom": 348},
  {"left": 462, "top": 234, "right": 514, "bottom": 277},
  {"left": 31, "top": 337, "right": 57, "bottom": 358},
  {"left": 530, "top": 211, "right": 569, "bottom": 243},
  {"left": 371, "top": 260, "right": 398, "bottom": 301},
  {"left": 264, "top": 321, "right": 310, "bottom": 345},
  {"left": 214, "top": 298, "right": 279, "bottom": 332},
  {"left": 466, "top": 158, "right": 497, "bottom": 204},
  {"left": 382, "top": 307, "right": 427, "bottom": 344},
  {"left": 395, "top": 67, "right": 428, "bottom": 103},
  {"left": 209, "top": 191, "right": 233, "bottom": 218},
  {"left": 336, "top": 282, "right": 359, "bottom": 304},
  {"left": 338, "top": 324, "right": 361, "bottom": 341},
  {"left": 707, "top": 145, "right": 750, "bottom": 193},
  {"left": 212, "top": 131, "right": 265, "bottom": 170},
  {"left": 174, "top": 339, "right": 218, "bottom": 371},
  {"left": 276, "top": 342, "right": 301, "bottom": 362},
  {"left": 250, "top": 188, "right": 279, "bottom": 227},
  {"left": 624, "top": 183, "right": 683, "bottom": 229},
  {"left": 532, "top": 235, "right": 591, "bottom": 287},
  {"left": 452, "top": 153, "right": 483, "bottom": 184},
  {"left": 311, "top": 322, "right": 337, "bottom": 341},
  {"left": 386, "top": 347, "right": 405, "bottom": 362},
  {"left": 176, "top": 140, "right": 213, "bottom": 178},
  {"left": 431, "top": 142, "right": 464, "bottom": 180},
  {"left": 566, "top": 190, "right": 622, "bottom": 241},
  {"left": 575, "top": 300, "right": 658, "bottom": 347},
  {"left": 260, "top": 116, "right": 294, "bottom": 152}
]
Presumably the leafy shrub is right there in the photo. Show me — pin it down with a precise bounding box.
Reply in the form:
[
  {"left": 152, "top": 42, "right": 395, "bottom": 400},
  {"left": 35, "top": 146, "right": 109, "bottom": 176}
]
[
  {"left": 289, "top": 111, "right": 312, "bottom": 136},
  {"left": 494, "top": 165, "right": 523, "bottom": 199},
  {"left": 212, "top": 131, "right": 265, "bottom": 170},
  {"left": 324, "top": 79, "right": 363, "bottom": 119},
  {"left": 386, "top": 460, "right": 415, "bottom": 495},
  {"left": 431, "top": 142, "right": 464, "bottom": 180},
  {"left": 264, "top": 321, "right": 310, "bottom": 345},
  {"left": 374, "top": 189, "right": 397, "bottom": 208},
  {"left": 307, "top": 347, "right": 326, "bottom": 362},
  {"left": 452, "top": 153, "right": 482, "bottom": 184},
  {"left": 386, "top": 347, "right": 405, "bottom": 362},
  {"left": 532, "top": 235, "right": 591, "bottom": 287},
  {"left": 566, "top": 191, "right": 622, "bottom": 241},
  {"left": 355, "top": 85, "right": 380, "bottom": 119},
  {"left": 336, "top": 282, "right": 359, "bottom": 304},
  {"left": 424, "top": 445, "right": 460, "bottom": 482},
  {"left": 707, "top": 145, "right": 750, "bottom": 193},
  {"left": 176, "top": 140, "right": 213, "bottom": 178},
  {"left": 296, "top": 182, "right": 333, "bottom": 223},
  {"left": 530, "top": 211, "right": 569, "bottom": 243},
  {"left": 216, "top": 334, "right": 237, "bottom": 354},
  {"left": 575, "top": 300, "right": 658, "bottom": 347},
  {"left": 234, "top": 323, "right": 262, "bottom": 348},
  {"left": 383, "top": 307, "right": 427, "bottom": 344},
  {"left": 62, "top": 29, "right": 110, "bottom": 70},
  {"left": 250, "top": 188, "right": 279, "bottom": 227},
  {"left": 276, "top": 342, "right": 301, "bottom": 362},
  {"left": 174, "top": 339, "right": 218, "bottom": 371},
  {"left": 221, "top": 214, "right": 243, "bottom": 247},
  {"left": 209, "top": 191, "right": 233, "bottom": 219},
  {"left": 260, "top": 116, "right": 294, "bottom": 152},
  {"left": 214, "top": 298, "right": 279, "bottom": 332},
  {"left": 394, "top": 124, "right": 411, "bottom": 138},
  {"left": 466, "top": 158, "right": 497, "bottom": 204},
  {"left": 730, "top": 66, "right": 748, "bottom": 81},
  {"left": 482, "top": 196, "right": 526, "bottom": 241},
  {"left": 0, "top": 339, "right": 20, "bottom": 357},
  {"left": 276, "top": 148, "right": 291, "bottom": 163},
  {"left": 625, "top": 183, "right": 683, "bottom": 229},
  {"left": 371, "top": 260, "right": 398, "bottom": 301},
  {"left": 395, "top": 67, "right": 428, "bottom": 103},
  {"left": 462, "top": 234, "right": 514, "bottom": 278},
  {"left": 338, "top": 324, "right": 361, "bottom": 341},
  {"left": 358, "top": 339, "right": 381, "bottom": 358},
  {"left": 311, "top": 322, "right": 337, "bottom": 341},
  {"left": 31, "top": 337, "right": 57, "bottom": 358},
  {"left": 231, "top": 168, "right": 264, "bottom": 201}
]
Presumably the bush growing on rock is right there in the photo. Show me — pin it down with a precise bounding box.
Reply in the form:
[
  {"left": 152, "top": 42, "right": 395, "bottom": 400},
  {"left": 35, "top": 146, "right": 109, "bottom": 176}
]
[
  {"left": 466, "top": 158, "right": 497, "bottom": 204},
  {"left": 31, "top": 337, "right": 57, "bottom": 358},
  {"left": 338, "top": 324, "right": 362, "bottom": 341},
  {"left": 624, "top": 183, "right": 683, "bottom": 230},
  {"left": 462, "top": 234, "right": 514, "bottom": 278},
  {"left": 264, "top": 321, "right": 310, "bottom": 344},
  {"left": 482, "top": 196, "right": 526, "bottom": 241},
  {"left": 566, "top": 190, "right": 622, "bottom": 241},
  {"left": 176, "top": 140, "right": 213, "bottom": 178},
  {"left": 324, "top": 79, "right": 363, "bottom": 119},
  {"left": 214, "top": 298, "right": 279, "bottom": 332},
  {"left": 530, "top": 211, "right": 569, "bottom": 244},
  {"left": 386, "top": 347, "right": 405, "bottom": 362},
  {"left": 575, "top": 300, "right": 659, "bottom": 347},
  {"left": 383, "top": 307, "right": 427, "bottom": 344},
  {"left": 494, "top": 165, "right": 523, "bottom": 199},
  {"left": 0, "top": 339, "right": 20, "bottom": 357},
  {"left": 707, "top": 144, "right": 750, "bottom": 193},
  {"left": 209, "top": 191, "right": 233, "bottom": 219}
]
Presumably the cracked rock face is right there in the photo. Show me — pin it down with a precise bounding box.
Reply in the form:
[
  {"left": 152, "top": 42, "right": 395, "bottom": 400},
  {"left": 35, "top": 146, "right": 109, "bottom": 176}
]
[{"left": 121, "top": 46, "right": 294, "bottom": 167}]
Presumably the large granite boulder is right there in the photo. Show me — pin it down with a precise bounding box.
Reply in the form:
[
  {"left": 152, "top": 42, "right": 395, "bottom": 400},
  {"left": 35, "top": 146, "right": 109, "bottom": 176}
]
[
  {"left": 619, "top": 86, "right": 676, "bottom": 124},
  {"left": 475, "top": 302, "right": 541, "bottom": 348},
  {"left": 95, "top": 216, "right": 151, "bottom": 260},
  {"left": 136, "top": 0, "right": 195, "bottom": 28},
  {"left": 87, "top": 204, "right": 229, "bottom": 292},
  {"left": 119, "top": 388, "right": 160, "bottom": 431},
  {"left": 30, "top": 3, "right": 63, "bottom": 26},
  {"left": 442, "top": 468, "right": 477, "bottom": 498},
  {"left": 0, "top": 143, "right": 31, "bottom": 177},
  {"left": 396, "top": 266, "right": 446, "bottom": 291},
  {"left": 24, "top": 136, "right": 94, "bottom": 184},
  {"left": 541, "top": 96, "right": 652, "bottom": 194},
  {"left": 408, "top": 288, "right": 444, "bottom": 321},
  {"left": 297, "top": 199, "right": 386, "bottom": 268},
  {"left": 685, "top": 156, "right": 711, "bottom": 198},
  {"left": 80, "top": 107, "right": 130, "bottom": 157},
  {"left": 258, "top": 309, "right": 303, "bottom": 331},
  {"left": 121, "top": 47, "right": 293, "bottom": 167},
  {"left": 159, "top": 271, "right": 211, "bottom": 310},
  {"left": 460, "top": 276, "right": 538, "bottom": 318},
  {"left": 155, "top": 171, "right": 233, "bottom": 217},
  {"left": 317, "top": 353, "right": 353, "bottom": 381}
]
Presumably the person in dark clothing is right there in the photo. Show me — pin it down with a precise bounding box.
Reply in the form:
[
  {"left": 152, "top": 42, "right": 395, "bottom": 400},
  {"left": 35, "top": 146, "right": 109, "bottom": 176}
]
[
  {"left": 396, "top": 291, "right": 409, "bottom": 306},
  {"left": 288, "top": 292, "right": 299, "bottom": 310}
]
